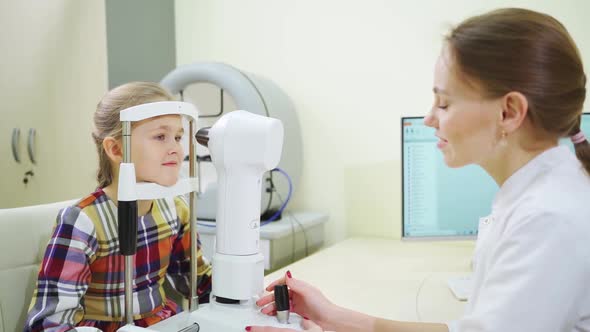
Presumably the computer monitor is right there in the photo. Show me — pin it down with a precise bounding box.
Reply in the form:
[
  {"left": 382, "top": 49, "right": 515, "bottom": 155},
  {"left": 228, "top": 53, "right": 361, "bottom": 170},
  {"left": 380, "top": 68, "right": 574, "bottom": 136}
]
[{"left": 401, "top": 113, "right": 590, "bottom": 239}]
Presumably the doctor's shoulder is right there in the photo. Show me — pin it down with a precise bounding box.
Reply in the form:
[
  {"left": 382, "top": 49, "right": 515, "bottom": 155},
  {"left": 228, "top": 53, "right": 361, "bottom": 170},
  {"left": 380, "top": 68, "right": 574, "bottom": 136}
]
[
  {"left": 501, "top": 163, "right": 590, "bottom": 234},
  {"left": 522, "top": 157, "right": 590, "bottom": 215}
]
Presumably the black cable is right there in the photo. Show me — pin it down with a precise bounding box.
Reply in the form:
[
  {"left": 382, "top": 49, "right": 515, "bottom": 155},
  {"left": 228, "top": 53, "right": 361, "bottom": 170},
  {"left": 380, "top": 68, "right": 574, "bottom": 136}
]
[
  {"left": 199, "top": 89, "right": 224, "bottom": 118},
  {"left": 275, "top": 190, "right": 309, "bottom": 257},
  {"left": 292, "top": 211, "right": 309, "bottom": 257},
  {"left": 290, "top": 207, "right": 296, "bottom": 263},
  {"left": 260, "top": 172, "right": 275, "bottom": 220},
  {"left": 264, "top": 170, "right": 294, "bottom": 260}
]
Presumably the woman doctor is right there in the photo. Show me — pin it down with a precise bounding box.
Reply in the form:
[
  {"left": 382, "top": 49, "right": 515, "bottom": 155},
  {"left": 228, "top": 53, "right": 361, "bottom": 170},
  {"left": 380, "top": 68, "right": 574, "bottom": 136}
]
[{"left": 250, "top": 7, "right": 590, "bottom": 332}]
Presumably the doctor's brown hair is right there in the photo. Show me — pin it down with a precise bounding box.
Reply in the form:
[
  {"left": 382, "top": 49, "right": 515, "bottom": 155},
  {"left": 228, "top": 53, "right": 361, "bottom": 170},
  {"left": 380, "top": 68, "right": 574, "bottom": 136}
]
[
  {"left": 92, "top": 82, "right": 174, "bottom": 188},
  {"left": 446, "top": 8, "right": 590, "bottom": 174}
]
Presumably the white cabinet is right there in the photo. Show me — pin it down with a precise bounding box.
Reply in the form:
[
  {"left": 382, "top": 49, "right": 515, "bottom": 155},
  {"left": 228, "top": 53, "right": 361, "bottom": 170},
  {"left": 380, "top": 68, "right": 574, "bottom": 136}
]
[{"left": 0, "top": 0, "right": 108, "bottom": 208}]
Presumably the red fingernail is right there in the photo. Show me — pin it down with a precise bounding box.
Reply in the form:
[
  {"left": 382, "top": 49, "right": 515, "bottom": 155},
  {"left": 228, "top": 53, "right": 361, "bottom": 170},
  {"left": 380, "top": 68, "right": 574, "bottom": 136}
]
[
  {"left": 245, "top": 327, "right": 252, "bottom": 331},
  {"left": 286, "top": 270, "right": 292, "bottom": 278}
]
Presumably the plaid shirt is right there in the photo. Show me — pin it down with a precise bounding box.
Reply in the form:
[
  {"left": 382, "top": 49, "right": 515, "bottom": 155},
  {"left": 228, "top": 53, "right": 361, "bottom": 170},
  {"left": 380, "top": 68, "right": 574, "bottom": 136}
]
[{"left": 24, "top": 189, "right": 212, "bottom": 332}]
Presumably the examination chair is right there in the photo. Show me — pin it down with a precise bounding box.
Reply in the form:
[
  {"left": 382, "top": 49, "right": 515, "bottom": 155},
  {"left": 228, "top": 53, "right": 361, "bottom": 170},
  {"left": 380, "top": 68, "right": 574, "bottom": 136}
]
[
  {"left": 0, "top": 199, "right": 76, "bottom": 332},
  {"left": 0, "top": 198, "right": 188, "bottom": 332}
]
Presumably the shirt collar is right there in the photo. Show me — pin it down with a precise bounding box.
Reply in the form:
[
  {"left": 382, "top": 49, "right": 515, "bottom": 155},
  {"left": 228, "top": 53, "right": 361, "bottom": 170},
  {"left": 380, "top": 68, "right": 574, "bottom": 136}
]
[{"left": 492, "top": 146, "right": 572, "bottom": 212}]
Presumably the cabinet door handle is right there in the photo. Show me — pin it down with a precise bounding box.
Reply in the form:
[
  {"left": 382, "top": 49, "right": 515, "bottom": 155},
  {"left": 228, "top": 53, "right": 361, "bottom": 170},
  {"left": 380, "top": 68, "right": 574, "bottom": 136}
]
[
  {"left": 27, "top": 128, "right": 37, "bottom": 164},
  {"left": 11, "top": 128, "right": 21, "bottom": 163}
]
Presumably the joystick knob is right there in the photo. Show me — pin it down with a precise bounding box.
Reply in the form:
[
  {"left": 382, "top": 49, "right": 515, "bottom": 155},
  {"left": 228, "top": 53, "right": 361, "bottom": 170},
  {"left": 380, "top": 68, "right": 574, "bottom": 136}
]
[{"left": 274, "top": 284, "right": 290, "bottom": 324}]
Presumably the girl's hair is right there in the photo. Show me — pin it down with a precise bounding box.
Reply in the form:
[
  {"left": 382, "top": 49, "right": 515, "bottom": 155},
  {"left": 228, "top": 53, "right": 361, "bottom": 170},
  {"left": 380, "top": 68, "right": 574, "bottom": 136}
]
[
  {"left": 446, "top": 8, "right": 589, "bottom": 174},
  {"left": 92, "top": 82, "right": 174, "bottom": 188}
]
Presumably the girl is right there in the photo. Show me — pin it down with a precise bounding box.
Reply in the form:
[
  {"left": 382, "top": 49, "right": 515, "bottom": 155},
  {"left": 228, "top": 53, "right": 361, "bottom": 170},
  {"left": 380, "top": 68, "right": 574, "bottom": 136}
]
[{"left": 25, "top": 82, "right": 212, "bottom": 331}]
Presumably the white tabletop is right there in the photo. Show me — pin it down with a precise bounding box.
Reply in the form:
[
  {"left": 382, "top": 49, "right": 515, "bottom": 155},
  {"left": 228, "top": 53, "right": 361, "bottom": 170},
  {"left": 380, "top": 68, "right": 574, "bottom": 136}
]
[{"left": 264, "top": 237, "right": 475, "bottom": 323}]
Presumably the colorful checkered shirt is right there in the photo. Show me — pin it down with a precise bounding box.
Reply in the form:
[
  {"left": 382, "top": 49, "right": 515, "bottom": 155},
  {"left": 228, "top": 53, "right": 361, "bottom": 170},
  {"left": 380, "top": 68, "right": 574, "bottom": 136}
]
[{"left": 24, "top": 188, "right": 212, "bottom": 331}]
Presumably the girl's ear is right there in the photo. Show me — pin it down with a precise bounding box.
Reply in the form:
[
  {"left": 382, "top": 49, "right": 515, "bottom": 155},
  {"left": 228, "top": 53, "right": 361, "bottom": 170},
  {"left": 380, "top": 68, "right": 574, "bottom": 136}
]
[{"left": 103, "top": 137, "right": 123, "bottom": 163}]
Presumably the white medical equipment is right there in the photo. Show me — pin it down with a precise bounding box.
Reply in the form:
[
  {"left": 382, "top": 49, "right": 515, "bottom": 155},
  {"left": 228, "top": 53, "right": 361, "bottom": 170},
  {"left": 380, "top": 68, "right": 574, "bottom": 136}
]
[
  {"left": 160, "top": 62, "right": 303, "bottom": 222},
  {"left": 116, "top": 102, "right": 302, "bottom": 331}
]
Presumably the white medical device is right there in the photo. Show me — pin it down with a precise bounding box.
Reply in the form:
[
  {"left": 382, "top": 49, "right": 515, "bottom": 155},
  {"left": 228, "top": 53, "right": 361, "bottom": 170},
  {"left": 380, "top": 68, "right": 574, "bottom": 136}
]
[
  {"left": 196, "top": 110, "right": 282, "bottom": 300},
  {"left": 160, "top": 62, "right": 303, "bottom": 222},
  {"left": 116, "top": 102, "right": 302, "bottom": 331}
]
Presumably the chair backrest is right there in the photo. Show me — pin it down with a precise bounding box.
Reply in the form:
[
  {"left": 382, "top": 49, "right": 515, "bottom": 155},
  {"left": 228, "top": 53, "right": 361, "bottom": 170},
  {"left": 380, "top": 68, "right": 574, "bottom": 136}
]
[{"left": 0, "top": 199, "right": 77, "bottom": 332}]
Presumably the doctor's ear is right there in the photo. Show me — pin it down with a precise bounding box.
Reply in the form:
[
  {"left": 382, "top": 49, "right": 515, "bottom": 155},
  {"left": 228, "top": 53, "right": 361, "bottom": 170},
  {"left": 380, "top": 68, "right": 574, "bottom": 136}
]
[
  {"left": 102, "top": 137, "right": 123, "bottom": 163},
  {"left": 500, "top": 91, "right": 528, "bottom": 134}
]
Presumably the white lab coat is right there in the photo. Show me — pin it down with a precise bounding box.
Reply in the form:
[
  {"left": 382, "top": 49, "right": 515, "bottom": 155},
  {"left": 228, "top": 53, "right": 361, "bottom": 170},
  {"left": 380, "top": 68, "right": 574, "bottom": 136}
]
[{"left": 447, "top": 146, "right": 590, "bottom": 332}]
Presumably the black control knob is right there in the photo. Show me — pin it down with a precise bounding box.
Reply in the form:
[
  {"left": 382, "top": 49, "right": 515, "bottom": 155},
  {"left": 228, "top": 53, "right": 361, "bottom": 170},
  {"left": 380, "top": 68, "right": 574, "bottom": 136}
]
[{"left": 274, "top": 284, "right": 290, "bottom": 324}]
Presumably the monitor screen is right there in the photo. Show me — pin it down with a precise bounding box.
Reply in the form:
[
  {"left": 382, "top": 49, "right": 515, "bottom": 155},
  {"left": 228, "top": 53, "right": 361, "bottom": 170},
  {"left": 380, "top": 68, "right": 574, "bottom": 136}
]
[{"left": 401, "top": 113, "right": 590, "bottom": 239}]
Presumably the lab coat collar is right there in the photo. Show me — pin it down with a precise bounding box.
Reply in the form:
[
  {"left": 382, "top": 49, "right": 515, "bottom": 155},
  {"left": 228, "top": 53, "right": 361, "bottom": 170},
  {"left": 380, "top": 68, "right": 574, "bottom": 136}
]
[{"left": 492, "top": 146, "right": 573, "bottom": 213}]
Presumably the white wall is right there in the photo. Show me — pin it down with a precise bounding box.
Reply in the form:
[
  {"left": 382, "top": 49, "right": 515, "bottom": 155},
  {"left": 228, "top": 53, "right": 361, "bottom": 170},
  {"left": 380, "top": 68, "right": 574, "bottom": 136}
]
[
  {"left": 175, "top": 0, "right": 590, "bottom": 244},
  {"left": 0, "top": 0, "right": 108, "bottom": 208}
]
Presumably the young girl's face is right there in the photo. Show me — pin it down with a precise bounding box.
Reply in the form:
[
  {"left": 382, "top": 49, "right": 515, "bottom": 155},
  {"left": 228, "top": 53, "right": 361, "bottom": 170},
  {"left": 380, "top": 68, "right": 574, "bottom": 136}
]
[
  {"left": 424, "top": 47, "right": 503, "bottom": 168},
  {"left": 131, "top": 114, "right": 184, "bottom": 186}
]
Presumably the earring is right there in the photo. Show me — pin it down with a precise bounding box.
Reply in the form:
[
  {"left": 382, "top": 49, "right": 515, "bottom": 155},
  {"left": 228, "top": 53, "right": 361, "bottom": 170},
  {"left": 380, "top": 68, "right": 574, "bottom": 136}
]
[{"left": 499, "top": 131, "right": 508, "bottom": 147}]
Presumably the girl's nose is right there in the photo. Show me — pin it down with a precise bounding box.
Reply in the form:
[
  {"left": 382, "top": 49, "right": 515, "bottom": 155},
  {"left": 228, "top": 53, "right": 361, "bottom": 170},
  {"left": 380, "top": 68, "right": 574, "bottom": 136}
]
[{"left": 169, "top": 141, "right": 183, "bottom": 155}]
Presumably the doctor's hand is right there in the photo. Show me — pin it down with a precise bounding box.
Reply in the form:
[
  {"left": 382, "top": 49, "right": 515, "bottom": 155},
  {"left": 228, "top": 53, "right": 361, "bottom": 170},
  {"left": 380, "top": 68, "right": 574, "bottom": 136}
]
[
  {"left": 248, "top": 318, "right": 327, "bottom": 332},
  {"left": 255, "top": 271, "right": 337, "bottom": 329}
]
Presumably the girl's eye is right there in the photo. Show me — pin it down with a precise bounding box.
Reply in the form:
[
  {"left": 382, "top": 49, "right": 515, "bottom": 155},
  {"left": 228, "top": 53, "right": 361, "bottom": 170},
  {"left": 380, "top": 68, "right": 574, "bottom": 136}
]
[
  {"left": 155, "top": 134, "right": 166, "bottom": 141},
  {"left": 438, "top": 105, "right": 449, "bottom": 110},
  {"left": 175, "top": 135, "right": 182, "bottom": 142}
]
